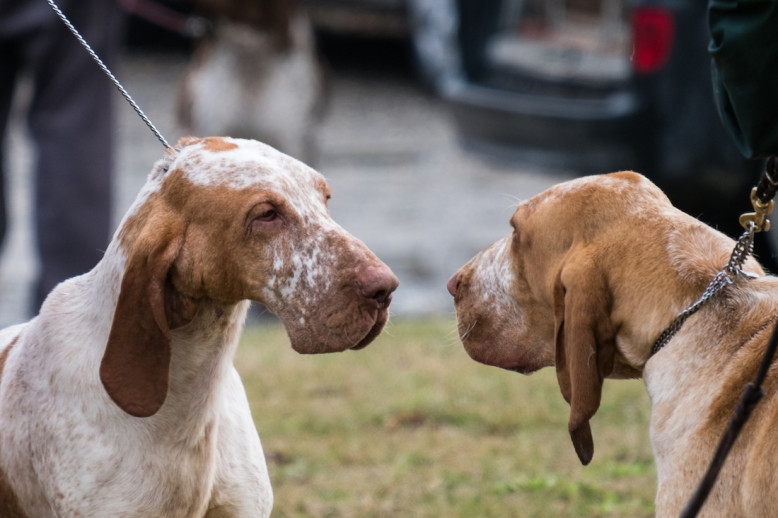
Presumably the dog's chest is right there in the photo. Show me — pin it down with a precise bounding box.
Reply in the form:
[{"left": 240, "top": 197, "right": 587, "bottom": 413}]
[
  {"left": 15, "top": 417, "right": 220, "bottom": 517},
  {"left": 3, "top": 354, "right": 220, "bottom": 516}
]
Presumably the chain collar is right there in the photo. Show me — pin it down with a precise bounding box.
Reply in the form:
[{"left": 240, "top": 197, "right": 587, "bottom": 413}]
[{"left": 649, "top": 222, "right": 758, "bottom": 357}]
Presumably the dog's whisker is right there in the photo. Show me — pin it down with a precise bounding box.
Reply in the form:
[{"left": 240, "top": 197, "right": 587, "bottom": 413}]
[
  {"left": 499, "top": 193, "right": 525, "bottom": 209},
  {"left": 458, "top": 320, "right": 478, "bottom": 342},
  {"left": 380, "top": 318, "right": 398, "bottom": 338}
]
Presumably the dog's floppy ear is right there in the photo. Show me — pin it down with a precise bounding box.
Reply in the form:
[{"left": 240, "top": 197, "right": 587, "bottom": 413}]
[
  {"left": 100, "top": 221, "right": 198, "bottom": 417},
  {"left": 552, "top": 256, "right": 616, "bottom": 465}
]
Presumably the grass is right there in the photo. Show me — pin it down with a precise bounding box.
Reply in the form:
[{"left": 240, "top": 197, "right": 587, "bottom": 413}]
[{"left": 237, "top": 317, "right": 656, "bottom": 517}]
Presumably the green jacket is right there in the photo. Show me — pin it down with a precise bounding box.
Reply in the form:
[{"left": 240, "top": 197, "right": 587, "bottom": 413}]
[{"left": 709, "top": 0, "right": 778, "bottom": 159}]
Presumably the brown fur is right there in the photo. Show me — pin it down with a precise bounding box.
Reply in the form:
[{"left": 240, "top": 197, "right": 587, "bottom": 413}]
[
  {"left": 0, "top": 467, "right": 27, "bottom": 518},
  {"left": 100, "top": 222, "right": 188, "bottom": 417},
  {"left": 202, "top": 136, "right": 239, "bottom": 153}
]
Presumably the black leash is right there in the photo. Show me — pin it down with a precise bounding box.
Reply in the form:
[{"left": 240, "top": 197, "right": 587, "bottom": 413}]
[
  {"left": 680, "top": 316, "right": 778, "bottom": 518},
  {"left": 753, "top": 156, "right": 778, "bottom": 204},
  {"left": 680, "top": 156, "right": 778, "bottom": 518}
]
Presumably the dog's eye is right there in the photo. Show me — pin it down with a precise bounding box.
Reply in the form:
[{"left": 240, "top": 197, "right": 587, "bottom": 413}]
[
  {"left": 254, "top": 209, "right": 278, "bottom": 223},
  {"left": 247, "top": 203, "right": 283, "bottom": 234}
]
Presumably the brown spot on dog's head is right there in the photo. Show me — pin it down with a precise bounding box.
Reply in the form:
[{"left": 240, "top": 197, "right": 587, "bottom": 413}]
[{"left": 202, "top": 137, "right": 239, "bottom": 153}]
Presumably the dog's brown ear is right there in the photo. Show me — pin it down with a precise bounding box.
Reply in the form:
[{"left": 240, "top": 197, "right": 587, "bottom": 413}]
[
  {"left": 552, "top": 258, "right": 616, "bottom": 465},
  {"left": 100, "top": 222, "right": 197, "bottom": 417}
]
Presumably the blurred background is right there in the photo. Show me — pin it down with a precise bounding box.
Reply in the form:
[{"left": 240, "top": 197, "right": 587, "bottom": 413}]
[{"left": 0, "top": 0, "right": 768, "bottom": 326}]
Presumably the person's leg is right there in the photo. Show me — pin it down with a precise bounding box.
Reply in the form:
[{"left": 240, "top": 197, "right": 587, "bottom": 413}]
[
  {"left": 0, "top": 43, "right": 20, "bottom": 252},
  {"left": 26, "top": 0, "right": 123, "bottom": 310}
]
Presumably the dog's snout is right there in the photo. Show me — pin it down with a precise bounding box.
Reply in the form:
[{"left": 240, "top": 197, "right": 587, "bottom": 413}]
[
  {"left": 357, "top": 265, "right": 399, "bottom": 308},
  {"left": 447, "top": 273, "right": 461, "bottom": 297}
]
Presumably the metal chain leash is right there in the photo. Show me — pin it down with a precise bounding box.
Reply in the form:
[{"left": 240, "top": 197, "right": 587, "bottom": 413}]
[
  {"left": 45, "top": 0, "right": 173, "bottom": 150},
  {"left": 650, "top": 221, "right": 757, "bottom": 357},
  {"left": 652, "top": 157, "right": 778, "bottom": 359}
]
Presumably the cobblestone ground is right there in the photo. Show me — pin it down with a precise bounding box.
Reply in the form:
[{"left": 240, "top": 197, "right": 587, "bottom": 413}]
[{"left": 0, "top": 49, "right": 572, "bottom": 327}]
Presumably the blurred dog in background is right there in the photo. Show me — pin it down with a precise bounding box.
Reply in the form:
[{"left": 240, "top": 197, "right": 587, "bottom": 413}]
[{"left": 178, "top": 0, "right": 327, "bottom": 164}]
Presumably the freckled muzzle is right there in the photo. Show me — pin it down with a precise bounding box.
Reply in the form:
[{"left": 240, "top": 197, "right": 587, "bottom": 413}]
[{"left": 269, "top": 230, "right": 399, "bottom": 354}]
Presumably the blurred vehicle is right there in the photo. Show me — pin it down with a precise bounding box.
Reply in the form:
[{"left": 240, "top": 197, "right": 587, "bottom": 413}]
[{"left": 421, "top": 0, "right": 772, "bottom": 263}]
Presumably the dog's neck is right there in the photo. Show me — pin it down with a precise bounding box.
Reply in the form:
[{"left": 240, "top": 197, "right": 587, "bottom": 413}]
[
  {"left": 610, "top": 218, "right": 765, "bottom": 375},
  {"left": 163, "top": 299, "right": 250, "bottom": 438}
]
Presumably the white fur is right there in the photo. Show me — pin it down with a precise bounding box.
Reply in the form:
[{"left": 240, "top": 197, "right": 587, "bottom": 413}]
[{"left": 467, "top": 236, "right": 519, "bottom": 318}]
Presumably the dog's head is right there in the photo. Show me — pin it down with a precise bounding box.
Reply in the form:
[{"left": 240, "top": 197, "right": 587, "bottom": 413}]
[
  {"left": 100, "top": 137, "right": 398, "bottom": 417},
  {"left": 448, "top": 171, "right": 714, "bottom": 465}
]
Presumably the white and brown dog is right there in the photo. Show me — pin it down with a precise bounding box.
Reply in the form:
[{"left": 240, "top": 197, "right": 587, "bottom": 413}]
[
  {"left": 178, "top": 0, "right": 326, "bottom": 164},
  {"left": 448, "top": 171, "right": 778, "bottom": 516},
  {"left": 0, "top": 137, "right": 397, "bottom": 517}
]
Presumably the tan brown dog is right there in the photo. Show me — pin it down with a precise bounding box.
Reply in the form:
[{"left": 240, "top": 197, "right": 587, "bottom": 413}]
[{"left": 448, "top": 171, "right": 778, "bottom": 516}]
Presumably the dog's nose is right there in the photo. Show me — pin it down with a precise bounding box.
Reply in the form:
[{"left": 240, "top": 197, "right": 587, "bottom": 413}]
[
  {"left": 447, "top": 273, "right": 460, "bottom": 297},
  {"left": 357, "top": 265, "right": 399, "bottom": 309}
]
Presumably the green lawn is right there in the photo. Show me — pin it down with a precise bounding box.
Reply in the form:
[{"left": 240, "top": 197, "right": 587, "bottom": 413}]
[{"left": 237, "top": 317, "right": 656, "bottom": 517}]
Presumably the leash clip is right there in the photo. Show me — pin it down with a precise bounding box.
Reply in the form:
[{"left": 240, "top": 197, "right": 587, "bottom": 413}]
[{"left": 739, "top": 187, "right": 774, "bottom": 232}]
